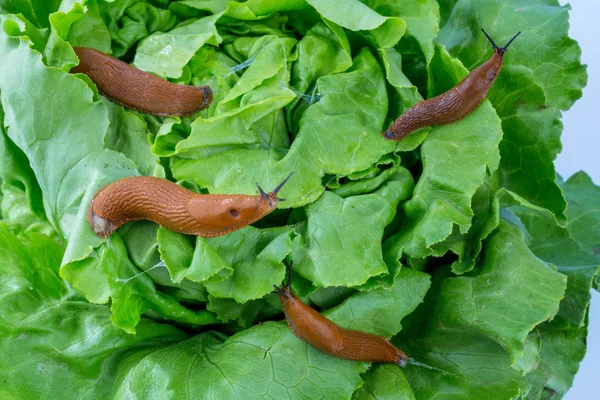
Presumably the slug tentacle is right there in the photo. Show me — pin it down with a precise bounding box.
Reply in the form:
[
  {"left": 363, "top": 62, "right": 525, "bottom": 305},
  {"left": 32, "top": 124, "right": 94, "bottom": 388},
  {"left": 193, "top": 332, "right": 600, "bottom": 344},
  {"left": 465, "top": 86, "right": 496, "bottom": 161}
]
[
  {"left": 87, "top": 174, "right": 294, "bottom": 238},
  {"left": 71, "top": 46, "right": 213, "bottom": 116},
  {"left": 275, "top": 262, "right": 408, "bottom": 366},
  {"left": 383, "top": 29, "right": 520, "bottom": 141}
]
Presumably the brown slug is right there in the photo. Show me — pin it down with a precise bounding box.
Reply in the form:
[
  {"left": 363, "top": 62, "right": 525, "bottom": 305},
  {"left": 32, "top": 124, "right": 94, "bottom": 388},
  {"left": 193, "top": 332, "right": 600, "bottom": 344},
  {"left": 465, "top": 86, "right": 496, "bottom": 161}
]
[
  {"left": 71, "top": 46, "right": 213, "bottom": 116},
  {"left": 383, "top": 29, "right": 521, "bottom": 141},
  {"left": 87, "top": 173, "right": 294, "bottom": 238},
  {"left": 274, "top": 263, "right": 408, "bottom": 366}
]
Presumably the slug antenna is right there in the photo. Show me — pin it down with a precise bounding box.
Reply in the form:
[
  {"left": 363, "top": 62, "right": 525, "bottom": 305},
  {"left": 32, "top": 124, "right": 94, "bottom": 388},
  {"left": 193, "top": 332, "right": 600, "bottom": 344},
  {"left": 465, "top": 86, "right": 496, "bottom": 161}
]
[
  {"left": 286, "top": 261, "right": 294, "bottom": 290},
  {"left": 502, "top": 31, "right": 521, "bottom": 51},
  {"left": 256, "top": 182, "right": 269, "bottom": 200},
  {"left": 271, "top": 172, "right": 295, "bottom": 196},
  {"left": 481, "top": 28, "right": 498, "bottom": 49},
  {"left": 273, "top": 261, "right": 294, "bottom": 296}
]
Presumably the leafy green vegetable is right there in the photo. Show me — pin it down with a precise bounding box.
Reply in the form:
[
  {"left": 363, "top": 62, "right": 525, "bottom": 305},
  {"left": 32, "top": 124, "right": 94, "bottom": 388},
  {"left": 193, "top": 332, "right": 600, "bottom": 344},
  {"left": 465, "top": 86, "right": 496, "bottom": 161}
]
[
  {"left": 0, "top": 0, "right": 596, "bottom": 398},
  {"left": 438, "top": 0, "right": 587, "bottom": 222},
  {"left": 353, "top": 364, "right": 416, "bottom": 400}
]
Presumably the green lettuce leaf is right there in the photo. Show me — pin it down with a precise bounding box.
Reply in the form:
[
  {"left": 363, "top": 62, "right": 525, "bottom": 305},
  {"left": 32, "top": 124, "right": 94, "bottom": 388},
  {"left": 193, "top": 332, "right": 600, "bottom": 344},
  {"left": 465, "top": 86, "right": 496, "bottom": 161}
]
[
  {"left": 0, "top": 224, "right": 422, "bottom": 399},
  {"left": 353, "top": 364, "right": 416, "bottom": 400},
  {"left": 0, "top": 101, "right": 50, "bottom": 235},
  {"left": 0, "top": 14, "right": 138, "bottom": 261},
  {"left": 398, "top": 222, "right": 567, "bottom": 398},
  {"left": 202, "top": 226, "right": 292, "bottom": 303},
  {"left": 65, "top": 0, "right": 111, "bottom": 52},
  {"left": 133, "top": 13, "right": 222, "bottom": 79},
  {"left": 292, "top": 176, "right": 413, "bottom": 288},
  {"left": 306, "top": 0, "right": 406, "bottom": 48},
  {"left": 384, "top": 46, "right": 503, "bottom": 264},
  {"left": 0, "top": 0, "right": 60, "bottom": 28},
  {"left": 437, "top": 0, "right": 587, "bottom": 221},
  {"left": 0, "top": 0, "right": 595, "bottom": 398},
  {"left": 512, "top": 172, "right": 600, "bottom": 326},
  {"left": 172, "top": 48, "right": 396, "bottom": 209},
  {"left": 98, "top": 0, "right": 177, "bottom": 57}
]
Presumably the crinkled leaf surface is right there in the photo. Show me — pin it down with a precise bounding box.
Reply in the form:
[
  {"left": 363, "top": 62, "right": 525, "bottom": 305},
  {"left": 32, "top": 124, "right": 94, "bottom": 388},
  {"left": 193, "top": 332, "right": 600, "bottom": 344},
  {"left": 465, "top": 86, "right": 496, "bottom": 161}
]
[
  {"left": 511, "top": 172, "right": 600, "bottom": 326},
  {"left": 397, "top": 223, "right": 567, "bottom": 399},
  {"left": 0, "top": 224, "right": 366, "bottom": 399},
  {"left": 438, "top": 0, "right": 587, "bottom": 221},
  {"left": 0, "top": 102, "right": 49, "bottom": 234},
  {"left": 324, "top": 267, "right": 430, "bottom": 338},
  {"left": 172, "top": 48, "right": 395, "bottom": 209},
  {"left": 133, "top": 13, "right": 222, "bottom": 79},
  {"left": 353, "top": 364, "right": 415, "bottom": 400},
  {"left": 292, "top": 177, "right": 413, "bottom": 288},
  {"left": 202, "top": 226, "right": 293, "bottom": 303},
  {"left": 0, "top": 15, "right": 138, "bottom": 264},
  {"left": 523, "top": 319, "right": 587, "bottom": 399},
  {"left": 383, "top": 46, "right": 503, "bottom": 263},
  {"left": 0, "top": 0, "right": 595, "bottom": 398},
  {"left": 431, "top": 223, "right": 567, "bottom": 365}
]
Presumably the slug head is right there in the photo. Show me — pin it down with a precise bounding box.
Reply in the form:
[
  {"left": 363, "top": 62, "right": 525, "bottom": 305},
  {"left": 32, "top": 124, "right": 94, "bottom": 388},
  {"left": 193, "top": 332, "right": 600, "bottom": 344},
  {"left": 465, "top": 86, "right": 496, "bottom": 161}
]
[
  {"left": 481, "top": 29, "right": 521, "bottom": 56},
  {"left": 186, "top": 172, "right": 295, "bottom": 235},
  {"left": 471, "top": 30, "right": 521, "bottom": 93},
  {"left": 87, "top": 197, "right": 117, "bottom": 238},
  {"left": 396, "top": 350, "right": 409, "bottom": 367},
  {"left": 255, "top": 171, "right": 295, "bottom": 210}
]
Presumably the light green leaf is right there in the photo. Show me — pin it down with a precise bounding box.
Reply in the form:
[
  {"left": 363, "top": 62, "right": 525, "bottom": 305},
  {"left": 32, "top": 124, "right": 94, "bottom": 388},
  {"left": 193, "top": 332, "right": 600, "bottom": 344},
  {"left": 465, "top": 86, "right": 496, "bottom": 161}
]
[
  {"left": 62, "top": 232, "right": 219, "bottom": 333},
  {"left": 0, "top": 103, "right": 51, "bottom": 235},
  {"left": 324, "top": 267, "right": 431, "bottom": 337},
  {"left": 439, "top": 179, "right": 500, "bottom": 274},
  {"left": 306, "top": 0, "right": 405, "bottom": 48},
  {"left": 384, "top": 46, "right": 502, "bottom": 264},
  {"left": 292, "top": 20, "right": 352, "bottom": 95},
  {"left": 223, "top": 0, "right": 307, "bottom": 20},
  {"left": 292, "top": 179, "right": 413, "bottom": 288},
  {"left": 362, "top": 0, "right": 439, "bottom": 63},
  {"left": 353, "top": 364, "right": 416, "bottom": 400},
  {"left": 65, "top": 0, "right": 111, "bottom": 52},
  {"left": 116, "top": 323, "right": 367, "bottom": 399},
  {"left": 207, "top": 294, "right": 279, "bottom": 328},
  {"left": 0, "top": 17, "right": 140, "bottom": 266},
  {"left": 0, "top": 223, "right": 191, "bottom": 399},
  {"left": 133, "top": 13, "right": 222, "bottom": 79},
  {"left": 172, "top": 48, "right": 395, "bottom": 210},
  {"left": 103, "top": 99, "right": 161, "bottom": 176},
  {"left": 157, "top": 226, "right": 232, "bottom": 284},
  {"left": 98, "top": 1, "right": 177, "bottom": 58},
  {"left": 438, "top": 0, "right": 587, "bottom": 221},
  {"left": 171, "top": 36, "right": 297, "bottom": 157},
  {"left": 203, "top": 226, "right": 293, "bottom": 303},
  {"left": 510, "top": 172, "right": 600, "bottom": 326}
]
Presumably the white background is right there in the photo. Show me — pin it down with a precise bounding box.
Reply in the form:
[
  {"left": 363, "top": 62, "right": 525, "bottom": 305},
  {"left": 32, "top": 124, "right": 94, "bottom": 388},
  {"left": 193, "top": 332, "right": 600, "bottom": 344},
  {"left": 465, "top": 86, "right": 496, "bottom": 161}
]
[{"left": 556, "top": 1, "right": 599, "bottom": 399}]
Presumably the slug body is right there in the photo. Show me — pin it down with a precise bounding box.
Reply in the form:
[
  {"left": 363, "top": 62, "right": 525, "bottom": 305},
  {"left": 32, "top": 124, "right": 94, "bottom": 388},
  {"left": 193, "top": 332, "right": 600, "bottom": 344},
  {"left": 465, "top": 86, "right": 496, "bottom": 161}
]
[
  {"left": 71, "top": 47, "right": 213, "bottom": 116},
  {"left": 87, "top": 174, "right": 293, "bottom": 238},
  {"left": 383, "top": 29, "right": 521, "bottom": 141},
  {"left": 274, "top": 266, "right": 408, "bottom": 367}
]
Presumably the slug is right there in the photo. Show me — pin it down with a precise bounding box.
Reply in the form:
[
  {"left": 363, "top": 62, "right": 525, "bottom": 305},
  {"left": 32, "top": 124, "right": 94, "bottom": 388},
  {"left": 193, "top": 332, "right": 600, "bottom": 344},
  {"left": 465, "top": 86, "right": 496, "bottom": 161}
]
[
  {"left": 274, "top": 264, "right": 408, "bottom": 366},
  {"left": 87, "top": 173, "right": 294, "bottom": 238},
  {"left": 383, "top": 29, "right": 521, "bottom": 141},
  {"left": 71, "top": 46, "right": 213, "bottom": 116}
]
